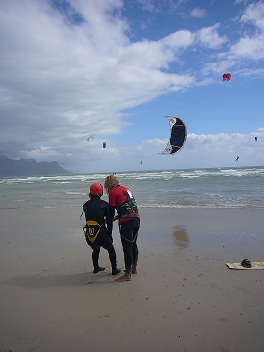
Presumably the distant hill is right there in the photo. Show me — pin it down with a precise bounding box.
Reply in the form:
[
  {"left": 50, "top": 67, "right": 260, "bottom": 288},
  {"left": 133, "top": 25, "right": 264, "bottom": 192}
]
[{"left": 0, "top": 155, "right": 71, "bottom": 177}]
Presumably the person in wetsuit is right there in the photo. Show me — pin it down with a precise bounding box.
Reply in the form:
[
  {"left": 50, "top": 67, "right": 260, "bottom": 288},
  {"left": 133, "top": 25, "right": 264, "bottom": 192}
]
[
  {"left": 83, "top": 182, "right": 120, "bottom": 275},
  {"left": 104, "top": 175, "right": 140, "bottom": 282}
]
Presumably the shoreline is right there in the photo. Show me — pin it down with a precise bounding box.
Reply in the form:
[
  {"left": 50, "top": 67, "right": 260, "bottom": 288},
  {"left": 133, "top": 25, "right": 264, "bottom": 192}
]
[{"left": 1, "top": 206, "right": 264, "bottom": 351}]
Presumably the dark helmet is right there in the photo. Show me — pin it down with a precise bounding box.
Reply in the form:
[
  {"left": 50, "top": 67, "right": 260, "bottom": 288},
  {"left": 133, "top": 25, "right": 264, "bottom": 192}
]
[
  {"left": 241, "top": 258, "right": 251, "bottom": 268},
  {"left": 90, "top": 183, "right": 103, "bottom": 197}
]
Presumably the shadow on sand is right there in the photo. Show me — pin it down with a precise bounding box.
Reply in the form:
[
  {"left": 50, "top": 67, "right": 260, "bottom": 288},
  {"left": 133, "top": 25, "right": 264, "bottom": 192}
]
[{"left": 1, "top": 270, "right": 115, "bottom": 289}]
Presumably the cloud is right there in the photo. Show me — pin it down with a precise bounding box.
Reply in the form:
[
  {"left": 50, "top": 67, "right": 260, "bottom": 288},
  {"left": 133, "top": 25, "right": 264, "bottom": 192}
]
[
  {"left": 229, "top": 1, "right": 264, "bottom": 60},
  {"left": 241, "top": 1, "right": 264, "bottom": 30},
  {"left": 196, "top": 24, "right": 228, "bottom": 49},
  {"left": 213, "top": 0, "right": 264, "bottom": 73},
  {"left": 131, "top": 130, "right": 264, "bottom": 172},
  {"left": 190, "top": 7, "right": 206, "bottom": 18},
  {"left": 0, "top": 0, "right": 263, "bottom": 173},
  {"left": 135, "top": 0, "right": 187, "bottom": 14},
  {"left": 198, "top": 2, "right": 264, "bottom": 78},
  {"left": 0, "top": 0, "right": 196, "bottom": 159},
  {"left": 230, "top": 35, "right": 264, "bottom": 60}
]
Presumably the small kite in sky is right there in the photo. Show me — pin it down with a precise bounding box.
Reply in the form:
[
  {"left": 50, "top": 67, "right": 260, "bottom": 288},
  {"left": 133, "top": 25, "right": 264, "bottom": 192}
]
[
  {"left": 235, "top": 156, "right": 239, "bottom": 162},
  {"left": 160, "top": 116, "right": 187, "bottom": 155},
  {"left": 223, "top": 72, "right": 231, "bottom": 81},
  {"left": 255, "top": 136, "right": 258, "bottom": 142},
  {"left": 103, "top": 142, "right": 106, "bottom": 149},
  {"left": 87, "top": 136, "right": 94, "bottom": 142}
]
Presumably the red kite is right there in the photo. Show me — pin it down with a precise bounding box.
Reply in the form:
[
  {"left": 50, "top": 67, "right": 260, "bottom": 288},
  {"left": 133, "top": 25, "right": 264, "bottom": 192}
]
[{"left": 223, "top": 73, "right": 231, "bottom": 81}]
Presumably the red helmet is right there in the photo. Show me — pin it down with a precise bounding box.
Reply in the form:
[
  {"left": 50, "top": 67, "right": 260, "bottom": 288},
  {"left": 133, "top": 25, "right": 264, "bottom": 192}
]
[{"left": 90, "top": 183, "right": 103, "bottom": 196}]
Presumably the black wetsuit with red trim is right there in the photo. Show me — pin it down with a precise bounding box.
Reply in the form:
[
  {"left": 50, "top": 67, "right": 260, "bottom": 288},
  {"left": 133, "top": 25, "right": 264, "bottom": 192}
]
[{"left": 109, "top": 185, "right": 140, "bottom": 274}]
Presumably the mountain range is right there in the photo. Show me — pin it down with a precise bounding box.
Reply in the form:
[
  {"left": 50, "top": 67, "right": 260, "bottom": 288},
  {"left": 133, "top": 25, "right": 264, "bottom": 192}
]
[{"left": 0, "top": 155, "right": 71, "bottom": 177}]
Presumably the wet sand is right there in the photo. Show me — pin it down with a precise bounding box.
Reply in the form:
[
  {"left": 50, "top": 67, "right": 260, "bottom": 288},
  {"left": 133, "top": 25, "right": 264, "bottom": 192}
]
[{"left": 1, "top": 205, "right": 264, "bottom": 352}]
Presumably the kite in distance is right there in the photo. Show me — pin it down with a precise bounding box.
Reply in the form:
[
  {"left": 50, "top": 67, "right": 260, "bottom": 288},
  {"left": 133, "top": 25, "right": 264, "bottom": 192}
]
[
  {"left": 223, "top": 73, "right": 231, "bottom": 81},
  {"left": 160, "top": 116, "right": 187, "bottom": 155},
  {"left": 235, "top": 156, "right": 239, "bottom": 162},
  {"left": 255, "top": 136, "right": 258, "bottom": 142},
  {"left": 87, "top": 136, "right": 94, "bottom": 142},
  {"left": 103, "top": 142, "right": 106, "bottom": 148}
]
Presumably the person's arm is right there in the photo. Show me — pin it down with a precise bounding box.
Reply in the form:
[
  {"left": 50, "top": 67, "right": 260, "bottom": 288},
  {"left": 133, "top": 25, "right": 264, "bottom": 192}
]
[
  {"left": 108, "top": 191, "right": 116, "bottom": 221},
  {"left": 105, "top": 204, "right": 115, "bottom": 240},
  {"left": 109, "top": 206, "right": 115, "bottom": 220},
  {"left": 82, "top": 202, "right": 88, "bottom": 220}
]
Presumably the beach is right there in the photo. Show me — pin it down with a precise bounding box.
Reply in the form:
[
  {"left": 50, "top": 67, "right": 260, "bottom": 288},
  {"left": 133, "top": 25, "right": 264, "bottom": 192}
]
[{"left": 1, "top": 204, "right": 264, "bottom": 352}]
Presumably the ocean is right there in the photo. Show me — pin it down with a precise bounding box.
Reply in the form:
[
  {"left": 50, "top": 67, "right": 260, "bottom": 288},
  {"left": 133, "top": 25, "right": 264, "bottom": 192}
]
[{"left": 1, "top": 166, "right": 264, "bottom": 210}]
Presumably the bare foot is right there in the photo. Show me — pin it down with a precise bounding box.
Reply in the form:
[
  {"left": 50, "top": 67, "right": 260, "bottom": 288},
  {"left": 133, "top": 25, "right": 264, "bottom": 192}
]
[{"left": 115, "top": 273, "right": 131, "bottom": 282}]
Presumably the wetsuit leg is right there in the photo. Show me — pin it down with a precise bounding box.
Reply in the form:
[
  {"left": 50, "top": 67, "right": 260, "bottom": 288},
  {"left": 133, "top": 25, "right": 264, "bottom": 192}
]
[
  {"left": 120, "top": 218, "right": 140, "bottom": 274},
  {"left": 102, "top": 237, "right": 118, "bottom": 272},
  {"left": 91, "top": 244, "right": 101, "bottom": 270},
  {"left": 132, "top": 238, "right": 139, "bottom": 267},
  {"left": 132, "top": 218, "right": 139, "bottom": 266},
  {"left": 85, "top": 235, "right": 101, "bottom": 270}
]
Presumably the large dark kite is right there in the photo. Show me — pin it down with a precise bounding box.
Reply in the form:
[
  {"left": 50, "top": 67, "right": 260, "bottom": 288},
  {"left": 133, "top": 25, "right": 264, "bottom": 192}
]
[{"left": 160, "top": 116, "right": 187, "bottom": 155}]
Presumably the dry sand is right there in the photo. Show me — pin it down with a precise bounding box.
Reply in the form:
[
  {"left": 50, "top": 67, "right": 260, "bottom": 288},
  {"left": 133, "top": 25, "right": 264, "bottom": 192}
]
[{"left": 1, "top": 205, "right": 264, "bottom": 352}]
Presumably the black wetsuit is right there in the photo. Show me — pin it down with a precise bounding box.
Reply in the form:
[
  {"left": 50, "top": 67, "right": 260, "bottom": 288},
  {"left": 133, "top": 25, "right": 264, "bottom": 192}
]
[
  {"left": 83, "top": 195, "right": 118, "bottom": 273},
  {"left": 108, "top": 185, "right": 140, "bottom": 274}
]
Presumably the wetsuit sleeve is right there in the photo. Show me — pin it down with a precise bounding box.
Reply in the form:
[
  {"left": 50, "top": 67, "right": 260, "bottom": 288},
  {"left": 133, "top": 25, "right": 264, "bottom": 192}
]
[
  {"left": 83, "top": 201, "right": 88, "bottom": 220},
  {"left": 109, "top": 206, "right": 115, "bottom": 220},
  {"left": 108, "top": 190, "right": 117, "bottom": 222},
  {"left": 108, "top": 190, "right": 116, "bottom": 207},
  {"left": 105, "top": 204, "right": 113, "bottom": 237}
]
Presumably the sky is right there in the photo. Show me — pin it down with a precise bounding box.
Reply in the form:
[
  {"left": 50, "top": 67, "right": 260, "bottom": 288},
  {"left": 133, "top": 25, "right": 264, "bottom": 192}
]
[{"left": 0, "top": 0, "right": 264, "bottom": 173}]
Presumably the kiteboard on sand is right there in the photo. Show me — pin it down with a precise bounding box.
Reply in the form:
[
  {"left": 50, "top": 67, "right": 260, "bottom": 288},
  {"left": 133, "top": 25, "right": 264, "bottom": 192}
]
[{"left": 226, "top": 262, "right": 264, "bottom": 270}]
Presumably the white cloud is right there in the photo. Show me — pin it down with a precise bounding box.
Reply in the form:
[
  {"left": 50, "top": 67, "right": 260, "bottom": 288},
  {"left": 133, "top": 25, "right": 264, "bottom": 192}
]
[
  {"left": 196, "top": 24, "right": 227, "bottom": 49},
  {"left": 0, "top": 0, "right": 196, "bottom": 157},
  {"left": 162, "top": 30, "right": 195, "bottom": 50},
  {"left": 129, "top": 130, "right": 264, "bottom": 173},
  {"left": 230, "top": 35, "right": 264, "bottom": 60},
  {"left": 241, "top": 1, "right": 264, "bottom": 30},
  {"left": 190, "top": 7, "right": 206, "bottom": 18},
  {"left": 136, "top": 0, "right": 187, "bottom": 13},
  {"left": 0, "top": 0, "right": 263, "bottom": 173},
  {"left": 197, "top": 2, "right": 264, "bottom": 77},
  {"left": 229, "top": 1, "right": 264, "bottom": 60}
]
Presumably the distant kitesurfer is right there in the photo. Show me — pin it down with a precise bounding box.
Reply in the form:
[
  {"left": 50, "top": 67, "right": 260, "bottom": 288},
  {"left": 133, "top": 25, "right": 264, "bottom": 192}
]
[
  {"left": 255, "top": 136, "right": 258, "bottom": 142},
  {"left": 235, "top": 156, "right": 239, "bottom": 162},
  {"left": 104, "top": 175, "right": 140, "bottom": 282},
  {"left": 82, "top": 183, "right": 121, "bottom": 276}
]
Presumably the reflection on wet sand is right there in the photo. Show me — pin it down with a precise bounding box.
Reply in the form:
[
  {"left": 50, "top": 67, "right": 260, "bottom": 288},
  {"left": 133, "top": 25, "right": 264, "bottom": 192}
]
[{"left": 172, "top": 225, "right": 189, "bottom": 249}]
